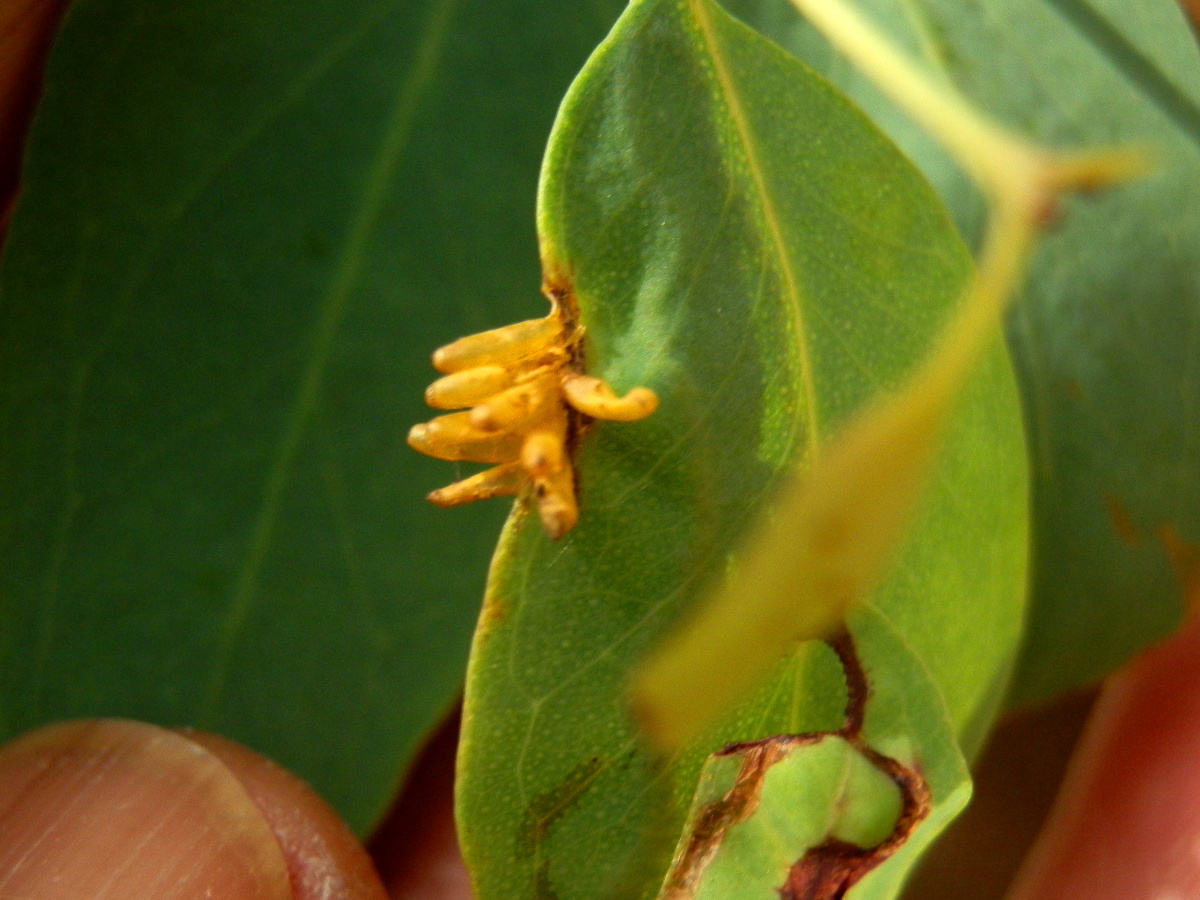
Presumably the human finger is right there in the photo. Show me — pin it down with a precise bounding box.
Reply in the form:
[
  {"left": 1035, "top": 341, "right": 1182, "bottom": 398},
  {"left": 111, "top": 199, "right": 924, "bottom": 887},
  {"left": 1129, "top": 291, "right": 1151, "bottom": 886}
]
[
  {"left": 0, "top": 718, "right": 387, "bottom": 900},
  {"left": 1007, "top": 602, "right": 1200, "bottom": 899}
]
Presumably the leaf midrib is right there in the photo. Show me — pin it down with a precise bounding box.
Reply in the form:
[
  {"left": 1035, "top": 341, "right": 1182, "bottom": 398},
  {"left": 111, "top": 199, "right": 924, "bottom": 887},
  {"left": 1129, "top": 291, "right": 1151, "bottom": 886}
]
[{"left": 687, "top": 0, "right": 821, "bottom": 454}]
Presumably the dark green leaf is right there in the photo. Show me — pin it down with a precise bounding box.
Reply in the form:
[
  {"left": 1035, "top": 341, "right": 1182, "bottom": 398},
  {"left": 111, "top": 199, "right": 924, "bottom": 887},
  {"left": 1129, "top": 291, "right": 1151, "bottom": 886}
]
[
  {"left": 457, "top": 1, "right": 1027, "bottom": 897},
  {"left": 0, "top": 0, "right": 621, "bottom": 831}
]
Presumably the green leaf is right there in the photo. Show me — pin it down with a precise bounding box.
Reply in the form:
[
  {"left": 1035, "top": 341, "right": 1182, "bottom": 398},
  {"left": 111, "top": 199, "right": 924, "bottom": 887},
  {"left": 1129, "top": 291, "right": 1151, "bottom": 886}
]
[
  {"left": 727, "top": 0, "right": 1200, "bottom": 705},
  {"left": 674, "top": 738, "right": 904, "bottom": 900},
  {"left": 0, "top": 0, "right": 622, "bottom": 831},
  {"left": 457, "top": 1, "right": 1026, "bottom": 898}
]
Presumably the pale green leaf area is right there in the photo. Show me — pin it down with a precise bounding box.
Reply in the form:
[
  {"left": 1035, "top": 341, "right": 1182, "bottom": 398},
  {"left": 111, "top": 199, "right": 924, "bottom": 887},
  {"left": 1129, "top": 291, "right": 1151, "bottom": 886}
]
[
  {"left": 668, "top": 612, "right": 973, "bottom": 900},
  {"left": 682, "top": 738, "right": 902, "bottom": 900},
  {"left": 726, "top": 0, "right": 1200, "bottom": 705},
  {"left": 457, "top": 1, "right": 1026, "bottom": 898},
  {"left": 0, "top": 0, "right": 623, "bottom": 831}
]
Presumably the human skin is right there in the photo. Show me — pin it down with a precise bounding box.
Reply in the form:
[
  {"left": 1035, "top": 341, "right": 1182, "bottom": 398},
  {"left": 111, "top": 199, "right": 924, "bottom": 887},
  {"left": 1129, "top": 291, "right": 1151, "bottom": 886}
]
[
  {"left": 0, "top": 719, "right": 389, "bottom": 900},
  {"left": 1004, "top": 603, "right": 1200, "bottom": 899}
]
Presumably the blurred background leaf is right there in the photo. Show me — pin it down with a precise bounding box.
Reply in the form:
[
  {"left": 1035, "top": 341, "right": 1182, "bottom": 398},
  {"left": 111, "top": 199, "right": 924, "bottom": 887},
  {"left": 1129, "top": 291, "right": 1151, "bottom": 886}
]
[
  {"left": 457, "top": 2, "right": 1027, "bottom": 899},
  {"left": 725, "top": 0, "right": 1200, "bottom": 706},
  {"left": 0, "top": 0, "right": 625, "bottom": 832}
]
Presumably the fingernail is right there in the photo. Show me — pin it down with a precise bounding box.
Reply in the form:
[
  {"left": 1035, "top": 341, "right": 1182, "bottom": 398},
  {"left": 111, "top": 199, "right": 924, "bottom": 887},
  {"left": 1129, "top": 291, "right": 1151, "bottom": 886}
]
[
  {"left": 183, "top": 730, "right": 388, "bottom": 900},
  {"left": 0, "top": 719, "right": 292, "bottom": 900}
]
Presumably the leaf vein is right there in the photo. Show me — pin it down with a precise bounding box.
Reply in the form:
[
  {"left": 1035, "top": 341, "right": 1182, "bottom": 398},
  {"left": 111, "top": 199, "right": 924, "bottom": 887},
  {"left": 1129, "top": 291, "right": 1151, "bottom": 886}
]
[{"left": 688, "top": 0, "right": 821, "bottom": 452}]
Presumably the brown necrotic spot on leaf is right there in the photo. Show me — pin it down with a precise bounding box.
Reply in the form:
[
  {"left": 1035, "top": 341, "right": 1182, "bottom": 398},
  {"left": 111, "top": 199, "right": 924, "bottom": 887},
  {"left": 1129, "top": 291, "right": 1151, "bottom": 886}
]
[
  {"left": 517, "top": 756, "right": 607, "bottom": 900},
  {"left": 517, "top": 756, "right": 606, "bottom": 858},
  {"left": 541, "top": 264, "right": 580, "bottom": 344},
  {"left": 827, "top": 630, "right": 868, "bottom": 737},
  {"left": 1182, "top": 0, "right": 1200, "bottom": 40},
  {"left": 1158, "top": 524, "right": 1200, "bottom": 611},
  {"left": 779, "top": 838, "right": 884, "bottom": 900},
  {"left": 1104, "top": 495, "right": 1139, "bottom": 548},
  {"left": 662, "top": 736, "right": 821, "bottom": 900},
  {"left": 773, "top": 744, "right": 932, "bottom": 900},
  {"left": 660, "top": 634, "right": 931, "bottom": 900},
  {"left": 541, "top": 266, "right": 588, "bottom": 453},
  {"left": 797, "top": 742, "right": 932, "bottom": 900}
]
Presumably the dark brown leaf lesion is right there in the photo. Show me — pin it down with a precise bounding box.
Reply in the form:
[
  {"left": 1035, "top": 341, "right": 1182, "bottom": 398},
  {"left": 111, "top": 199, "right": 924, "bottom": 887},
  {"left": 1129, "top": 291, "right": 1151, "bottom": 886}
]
[
  {"left": 661, "top": 735, "right": 820, "bottom": 900},
  {"left": 518, "top": 756, "right": 608, "bottom": 900},
  {"left": 784, "top": 631, "right": 932, "bottom": 900},
  {"left": 1175, "top": 0, "right": 1199, "bottom": 41},
  {"left": 518, "top": 755, "right": 607, "bottom": 858},
  {"left": 662, "top": 631, "right": 932, "bottom": 900}
]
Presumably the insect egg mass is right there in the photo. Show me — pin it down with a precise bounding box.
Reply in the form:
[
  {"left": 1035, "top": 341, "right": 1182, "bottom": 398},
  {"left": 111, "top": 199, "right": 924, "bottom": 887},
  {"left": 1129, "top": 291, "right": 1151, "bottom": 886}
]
[{"left": 408, "top": 301, "right": 658, "bottom": 539}]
